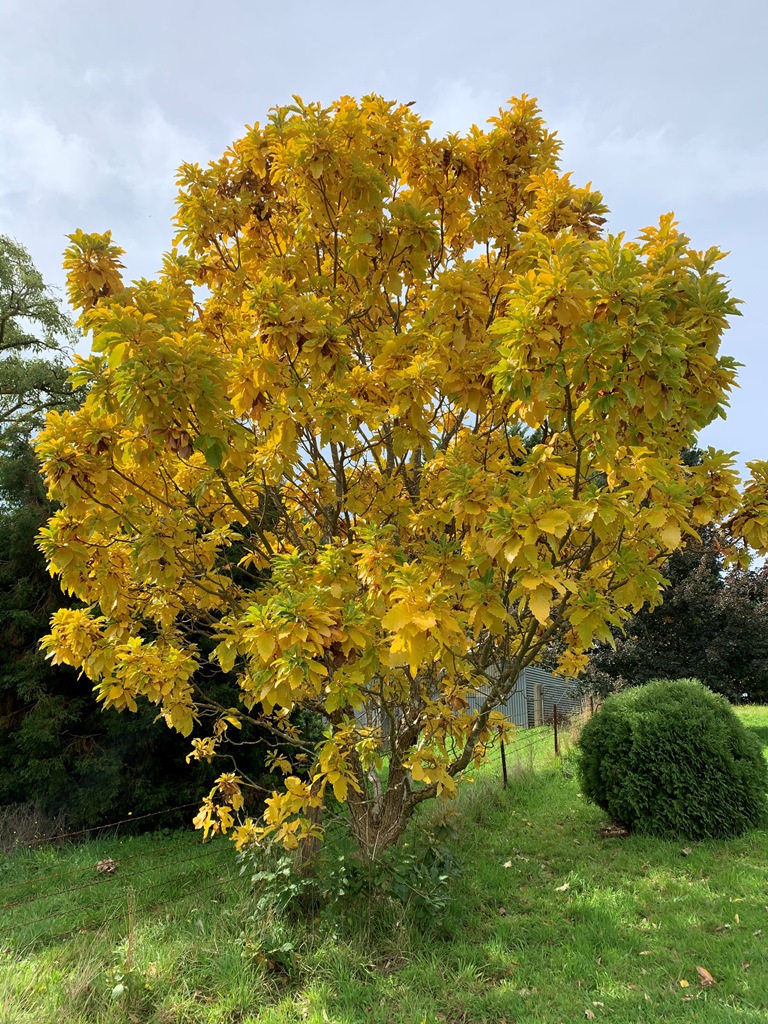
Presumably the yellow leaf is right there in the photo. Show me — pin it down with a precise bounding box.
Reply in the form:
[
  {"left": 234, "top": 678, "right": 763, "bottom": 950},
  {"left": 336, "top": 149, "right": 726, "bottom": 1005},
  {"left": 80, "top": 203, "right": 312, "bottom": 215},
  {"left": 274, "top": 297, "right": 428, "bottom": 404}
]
[
  {"left": 255, "top": 633, "right": 275, "bottom": 663},
  {"left": 529, "top": 587, "right": 551, "bottom": 625},
  {"left": 382, "top": 605, "right": 412, "bottom": 632},
  {"left": 332, "top": 775, "right": 349, "bottom": 801}
]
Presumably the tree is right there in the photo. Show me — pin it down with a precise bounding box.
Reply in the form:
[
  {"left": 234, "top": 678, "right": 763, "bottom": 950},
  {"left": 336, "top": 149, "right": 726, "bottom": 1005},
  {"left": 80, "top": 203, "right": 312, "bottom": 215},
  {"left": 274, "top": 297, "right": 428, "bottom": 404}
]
[
  {"left": 0, "top": 235, "right": 76, "bottom": 448},
  {"left": 35, "top": 95, "right": 768, "bottom": 859},
  {"left": 583, "top": 528, "right": 768, "bottom": 703},
  {"left": 0, "top": 238, "right": 268, "bottom": 829}
]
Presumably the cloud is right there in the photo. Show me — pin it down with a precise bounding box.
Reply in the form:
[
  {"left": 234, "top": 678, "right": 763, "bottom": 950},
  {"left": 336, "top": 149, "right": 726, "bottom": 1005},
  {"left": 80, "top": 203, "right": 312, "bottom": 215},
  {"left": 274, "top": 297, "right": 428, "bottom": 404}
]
[
  {"left": 0, "top": 107, "right": 102, "bottom": 202},
  {"left": 555, "top": 110, "right": 768, "bottom": 205}
]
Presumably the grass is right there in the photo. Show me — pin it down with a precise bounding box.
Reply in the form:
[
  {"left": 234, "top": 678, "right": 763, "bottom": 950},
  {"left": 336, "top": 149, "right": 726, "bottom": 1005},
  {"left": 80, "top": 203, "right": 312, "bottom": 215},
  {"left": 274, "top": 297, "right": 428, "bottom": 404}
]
[{"left": 0, "top": 710, "right": 767, "bottom": 1023}]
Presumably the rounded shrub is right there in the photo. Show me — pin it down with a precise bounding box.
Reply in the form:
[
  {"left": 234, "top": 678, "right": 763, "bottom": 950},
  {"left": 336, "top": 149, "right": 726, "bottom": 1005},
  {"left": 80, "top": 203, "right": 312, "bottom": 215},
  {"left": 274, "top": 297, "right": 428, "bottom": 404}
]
[{"left": 577, "top": 678, "right": 767, "bottom": 839}]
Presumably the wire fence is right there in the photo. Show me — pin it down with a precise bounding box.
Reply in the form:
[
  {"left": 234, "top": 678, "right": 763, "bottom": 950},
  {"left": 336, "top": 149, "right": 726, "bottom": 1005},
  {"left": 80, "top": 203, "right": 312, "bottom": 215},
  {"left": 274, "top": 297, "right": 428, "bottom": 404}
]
[
  {"left": 0, "top": 711, "right": 598, "bottom": 950},
  {"left": 0, "top": 800, "right": 245, "bottom": 950}
]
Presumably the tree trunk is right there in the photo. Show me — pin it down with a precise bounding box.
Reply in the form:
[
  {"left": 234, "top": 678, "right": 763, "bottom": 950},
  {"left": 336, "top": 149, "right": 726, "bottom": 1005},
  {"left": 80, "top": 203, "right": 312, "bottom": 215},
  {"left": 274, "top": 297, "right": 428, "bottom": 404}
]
[{"left": 346, "top": 767, "right": 411, "bottom": 860}]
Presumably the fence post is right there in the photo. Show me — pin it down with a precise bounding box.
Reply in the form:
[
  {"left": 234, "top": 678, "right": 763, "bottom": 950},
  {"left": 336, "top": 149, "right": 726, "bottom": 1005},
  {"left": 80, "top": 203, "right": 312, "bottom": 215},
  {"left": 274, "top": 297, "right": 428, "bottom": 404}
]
[
  {"left": 534, "top": 683, "right": 543, "bottom": 727},
  {"left": 553, "top": 703, "right": 559, "bottom": 756},
  {"left": 589, "top": 695, "right": 594, "bottom": 716},
  {"left": 499, "top": 725, "right": 508, "bottom": 789}
]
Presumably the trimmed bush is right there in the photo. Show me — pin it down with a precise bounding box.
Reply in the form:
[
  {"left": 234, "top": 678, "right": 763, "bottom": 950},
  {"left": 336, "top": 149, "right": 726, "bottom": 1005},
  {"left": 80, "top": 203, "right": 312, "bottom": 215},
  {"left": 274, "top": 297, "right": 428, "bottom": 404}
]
[{"left": 577, "top": 678, "right": 767, "bottom": 839}]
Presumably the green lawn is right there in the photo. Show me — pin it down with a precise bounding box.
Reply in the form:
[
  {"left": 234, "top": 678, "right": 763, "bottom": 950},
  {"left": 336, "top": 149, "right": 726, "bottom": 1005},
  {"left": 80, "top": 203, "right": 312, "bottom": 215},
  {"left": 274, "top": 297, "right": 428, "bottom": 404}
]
[{"left": 1, "top": 709, "right": 767, "bottom": 1023}]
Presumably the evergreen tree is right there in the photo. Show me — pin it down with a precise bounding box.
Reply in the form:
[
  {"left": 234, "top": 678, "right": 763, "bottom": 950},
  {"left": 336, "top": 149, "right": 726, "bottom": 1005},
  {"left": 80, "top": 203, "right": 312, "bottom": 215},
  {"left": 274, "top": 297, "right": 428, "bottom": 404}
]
[{"left": 584, "top": 529, "right": 768, "bottom": 702}]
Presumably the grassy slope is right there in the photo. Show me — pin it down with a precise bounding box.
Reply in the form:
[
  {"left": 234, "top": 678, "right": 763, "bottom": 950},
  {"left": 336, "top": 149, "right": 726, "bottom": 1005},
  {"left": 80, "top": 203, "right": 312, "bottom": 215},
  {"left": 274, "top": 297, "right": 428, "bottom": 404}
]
[{"left": 0, "top": 710, "right": 766, "bottom": 1023}]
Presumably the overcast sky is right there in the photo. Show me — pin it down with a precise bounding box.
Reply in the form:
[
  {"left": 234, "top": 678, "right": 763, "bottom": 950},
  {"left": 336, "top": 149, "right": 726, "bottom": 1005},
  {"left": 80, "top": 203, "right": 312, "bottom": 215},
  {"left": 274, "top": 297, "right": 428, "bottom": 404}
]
[{"left": 1, "top": 0, "right": 765, "bottom": 473}]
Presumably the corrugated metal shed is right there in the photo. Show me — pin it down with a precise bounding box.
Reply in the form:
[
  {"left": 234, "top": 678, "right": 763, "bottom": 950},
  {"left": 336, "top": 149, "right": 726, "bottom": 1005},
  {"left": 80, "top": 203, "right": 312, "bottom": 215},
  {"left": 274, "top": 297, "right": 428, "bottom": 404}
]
[
  {"left": 466, "top": 675, "right": 528, "bottom": 727},
  {"left": 521, "top": 665, "right": 580, "bottom": 727},
  {"left": 467, "top": 665, "right": 579, "bottom": 729}
]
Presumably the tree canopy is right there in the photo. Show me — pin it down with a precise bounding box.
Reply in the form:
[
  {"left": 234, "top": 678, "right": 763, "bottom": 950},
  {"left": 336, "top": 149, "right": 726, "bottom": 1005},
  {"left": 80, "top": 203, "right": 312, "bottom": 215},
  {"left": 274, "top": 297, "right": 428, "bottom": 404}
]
[
  {"left": 35, "top": 95, "right": 768, "bottom": 856},
  {"left": 0, "top": 235, "right": 76, "bottom": 449},
  {"left": 584, "top": 527, "right": 768, "bottom": 703}
]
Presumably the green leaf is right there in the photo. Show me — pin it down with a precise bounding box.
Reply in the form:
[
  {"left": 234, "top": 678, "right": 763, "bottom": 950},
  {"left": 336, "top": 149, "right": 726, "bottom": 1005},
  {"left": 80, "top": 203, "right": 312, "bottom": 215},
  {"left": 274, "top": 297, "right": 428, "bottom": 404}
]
[{"left": 194, "top": 434, "right": 225, "bottom": 469}]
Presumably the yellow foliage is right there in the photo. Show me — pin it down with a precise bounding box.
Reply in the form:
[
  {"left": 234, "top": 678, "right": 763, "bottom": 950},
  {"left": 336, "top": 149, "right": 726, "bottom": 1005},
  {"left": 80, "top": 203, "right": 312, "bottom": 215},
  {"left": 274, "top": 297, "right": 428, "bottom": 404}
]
[{"left": 35, "top": 94, "right": 767, "bottom": 856}]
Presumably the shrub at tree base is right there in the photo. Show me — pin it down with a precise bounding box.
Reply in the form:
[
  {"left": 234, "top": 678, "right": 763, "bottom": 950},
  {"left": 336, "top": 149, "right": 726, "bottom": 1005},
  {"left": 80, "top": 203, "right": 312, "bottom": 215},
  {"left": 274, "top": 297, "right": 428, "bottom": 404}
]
[{"left": 577, "top": 679, "right": 767, "bottom": 839}]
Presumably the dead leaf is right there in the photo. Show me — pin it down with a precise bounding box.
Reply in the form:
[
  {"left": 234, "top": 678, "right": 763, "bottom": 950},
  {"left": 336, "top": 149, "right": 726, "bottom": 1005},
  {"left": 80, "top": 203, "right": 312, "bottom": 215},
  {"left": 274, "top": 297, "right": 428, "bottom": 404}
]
[
  {"left": 498, "top": 906, "right": 506, "bottom": 916},
  {"left": 638, "top": 950, "right": 651, "bottom": 956},
  {"left": 592, "top": 1001, "right": 604, "bottom": 1006},
  {"left": 695, "top": 966, "right": 715, "bottom": 987},
  {"left": 555, "top": 882, "right": 570, "bottom": 892},
  {"left": 715, "top": 924, "right": 731, "bottom": 932},
  {"left": 584, "top": 1010, "right": 595, "bottom": 1020},
  {"left": 753, "top": 929, "right": 762, "bottom": 937},
  {"left": 680, "top": 847, "right": 692, "bottom": 856},
  {"left": 742, "top": 962, "right": 751, "bottom": 971},
  {"left": 679, "top": 979, "right": 690, "bottom": 988},
  {"left": 644, "top": 993, "right": 651, "bottom": 1002},
  {"left": 597, "top": 823, "right": 630, "bottom": 838},
  {"left": 503, "top": 860, "right": 512, "bottom": 868},
  {"left": 735, "top": 913, "right": 740, "bottom": 924}
]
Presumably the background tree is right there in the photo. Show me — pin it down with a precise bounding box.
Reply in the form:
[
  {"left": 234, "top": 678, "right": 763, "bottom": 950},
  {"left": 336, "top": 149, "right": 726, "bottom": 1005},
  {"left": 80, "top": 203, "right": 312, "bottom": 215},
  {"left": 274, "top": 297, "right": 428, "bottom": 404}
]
[
  {"left": 0, "top": 236, "right": 271, "bottom": 828},
  {"left": 583, "top": 527, "right": 768, "bottom": 703},
  {"left": 36, "top": 96, "right": 768, "bottom": 858},
  {"left": 0, "top": 234, "right": 76, "bottom": 447}
]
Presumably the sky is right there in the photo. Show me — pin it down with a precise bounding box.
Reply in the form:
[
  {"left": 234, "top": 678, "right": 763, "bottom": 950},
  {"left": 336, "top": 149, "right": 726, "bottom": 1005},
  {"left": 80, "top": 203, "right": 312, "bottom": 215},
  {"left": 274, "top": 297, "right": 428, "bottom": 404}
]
[{"left": 1, "top": 0, "right": 765, "bottom": 474}]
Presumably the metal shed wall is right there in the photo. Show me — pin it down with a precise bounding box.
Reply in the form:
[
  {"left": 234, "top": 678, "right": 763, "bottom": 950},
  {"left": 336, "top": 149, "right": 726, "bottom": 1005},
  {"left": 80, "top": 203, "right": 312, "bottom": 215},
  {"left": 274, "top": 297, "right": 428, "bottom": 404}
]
[
  {"left": 466, "top": 677, "right": 528, "bottom": 728},
  {"left": 522, "top": 666, "right": 579, "bottom": 727}
]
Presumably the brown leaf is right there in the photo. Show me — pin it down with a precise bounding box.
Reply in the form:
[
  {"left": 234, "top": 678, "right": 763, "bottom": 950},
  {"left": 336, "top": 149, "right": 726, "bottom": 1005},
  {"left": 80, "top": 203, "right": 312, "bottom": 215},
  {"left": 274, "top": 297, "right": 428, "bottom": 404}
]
[
  {"left": 584, "top": 1010, "right": 595, "bottom": 1020},
  {"left": 680, "top": 847, "right": 692, "bottom": 856},
  {"left": 695, "top": 966, "right": 715, "bottom": 987},
  {"left": 555, "top": 882, "right": 570, "bottom": 892},
  {"left": 497, "top": 906, "right": 506, "bottom": 916}
]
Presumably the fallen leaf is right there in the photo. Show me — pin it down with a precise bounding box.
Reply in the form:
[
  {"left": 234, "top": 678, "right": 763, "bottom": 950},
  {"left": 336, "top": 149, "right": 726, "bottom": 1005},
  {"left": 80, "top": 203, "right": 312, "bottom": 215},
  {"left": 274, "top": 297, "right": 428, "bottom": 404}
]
[
  {"left": 680, "top": 847, "right": 692, "bottom": 857},
  {"left": 695, "top": 966, "right": 715, "bottom": 987},
  {"left": 753, "top": 929, "right": 762, "bottom": 937},
  {"left": 715, "top": 924, "right": 731, "bottom": 932},
  {"left": 638, "top": 950, "right": 652, "bottom": 956},
  {"left": 584, "top": 1010, "right": 595, "bottom": 1020},
  {"left": 742, "top": 962, "right": 751, "bottom": 971},
  {"left": 644, "top": 993, "right": 651, "bottom": 1002},
  {"left": 498, "top": 906, "right": 507, "bottom": 916},
  {"left": 592, "top": 1001, "right": 604, "bottom": 1006},
  {"left": 555, "top": 882, "right": 570, "bottom": 892},
  {"left": 597, "top": 823, "right": 630, "bottom": 838},
  {"left": 679, "top": 979, "right": 690, "bottom": 988},
  {"left": 735, "top": 914, "right": 740, "bottom": 924},
  {"left": 503, "top": 860, "right": 512, "bottom": 868}
]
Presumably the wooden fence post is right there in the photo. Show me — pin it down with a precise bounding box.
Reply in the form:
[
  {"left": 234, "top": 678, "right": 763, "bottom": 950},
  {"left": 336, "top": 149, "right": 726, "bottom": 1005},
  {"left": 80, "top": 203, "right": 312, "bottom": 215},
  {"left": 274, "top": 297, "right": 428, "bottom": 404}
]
[
  {"left": 499, "top": 725, "right": 508, "bottom": 789},
  {"left": 553, "top": 703, "right": 559, "bottom": 756}
]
